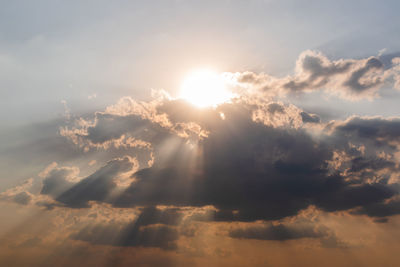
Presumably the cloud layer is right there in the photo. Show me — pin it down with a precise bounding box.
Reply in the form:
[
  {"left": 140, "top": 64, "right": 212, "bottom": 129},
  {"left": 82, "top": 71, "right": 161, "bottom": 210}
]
[{"left": 2, "top": 50, "right": 400, "bottom": 258}]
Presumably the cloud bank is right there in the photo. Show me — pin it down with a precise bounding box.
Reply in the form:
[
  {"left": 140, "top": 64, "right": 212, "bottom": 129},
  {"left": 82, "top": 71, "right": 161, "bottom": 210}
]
[{"left": 3, "top": 50, "right": 400, "bottom": 257}]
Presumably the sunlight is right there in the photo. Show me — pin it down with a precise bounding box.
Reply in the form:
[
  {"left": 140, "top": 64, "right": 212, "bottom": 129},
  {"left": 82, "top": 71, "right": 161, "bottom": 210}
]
[{"left": 179, "top": 69, "right": 233, "bottom": 108}]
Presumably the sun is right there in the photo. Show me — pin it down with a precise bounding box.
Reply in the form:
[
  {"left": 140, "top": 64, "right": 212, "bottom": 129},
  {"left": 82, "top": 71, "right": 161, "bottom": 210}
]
[{"left": 179, "top": 69, "right": 233, "bottom": 108}]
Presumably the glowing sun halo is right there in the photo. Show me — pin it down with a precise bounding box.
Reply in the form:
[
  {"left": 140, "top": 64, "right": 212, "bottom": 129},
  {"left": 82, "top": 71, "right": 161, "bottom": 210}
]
[{"left": 179, "top": 69, "right": 232, "bottom": 108}]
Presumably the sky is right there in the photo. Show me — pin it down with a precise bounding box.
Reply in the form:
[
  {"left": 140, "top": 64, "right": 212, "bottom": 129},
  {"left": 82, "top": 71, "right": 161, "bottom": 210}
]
[{"left": 1, "top": 1, "right": 400, "bottom": 266}]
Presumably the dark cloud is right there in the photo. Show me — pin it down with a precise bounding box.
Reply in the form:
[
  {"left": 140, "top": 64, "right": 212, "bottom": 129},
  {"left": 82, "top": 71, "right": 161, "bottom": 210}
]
[
  {"left": 228, "top": 219, "right": 347, "bottom": 248},
  {"left": 12, "top": 192, "right": 32, "bottom": 205},
  {"left": 343, "top": 58, "right": 383, "bottom": 92},
  {"left": 286, "top": 52, "right": 385, "bottom": 98},
  {"left": 373, "top": 217, "right": 389, "bottom": 223},
  {"left": 72, "top": 223, "right": 179, "bottom": 250},
  {"left": 267, "top": 103, "right": 285, "bottom": 114},
  {"left": 326, "top": 116, "right": 400, "bottom": 184},
  {"left": 229, "top": 222, "right": 323, "bottom": 241},
  {"left": 41, "top": 99, "right": 400, "bottom": 222},
  {"left": 71, "top": 207, "right": 180, "bottom": 250},
  {"left": 283, "top": 50, "right": 352, "bottom": 92},
  {"left": 135, "top": 206, "right": 183, "bottom": 226},
  {"left": 349, "top": 156, "right": 395, "bottom": 173},
  {"left": 314, "top": 182, "right": 394, "bottom": 212},
  {"left": 42, "top": 157, "right": 134, "bottom": 208},
  {"left": 111, "top": 103, "right": 398, "bottom": 221},
  {"left": 40, "top": 165, "right": 77, "bottom": 198},
  {"left": 332, "top": 116, "right": 400, "bottom": 143},
  {"left": 300, "top": 111, "right": 320, "bottom": 123},
  {"left": 0, "top": 178, "right": 34, "bottom": 205},
  {"left": 354, "top": 197, "right": 400, "bottom": 218}
]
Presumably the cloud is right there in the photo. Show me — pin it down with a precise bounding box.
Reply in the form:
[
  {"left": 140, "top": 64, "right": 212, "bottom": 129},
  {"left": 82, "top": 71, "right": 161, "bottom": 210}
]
[
  {"left": 134, "top": 206, "right": 183, "bottom": 226},
  {"left": 343, "top": 58, "right": 383, "bottom": 92},
  {"left": 227, "top": 215, "right": 348, "bottom": 248},
  {"left": 60, "top": 97, "right": 208, "bottom": 152},
  {"left": 390, "top": 57, "right": 400, "bottom": 89},
  {"left": 11, "top": 192, "right": 32, "bottom": 205},
  {"left": 109, "top": 102, "right": 397, "bottom": 221},
  {"left": 0, "top": 178, "right": 34, "bottom": 205},
  {"left": 231, "top": 50, "right": 400, "bottom": 100},
  {"left": 71, "top": 207, "right": 181, "bottom": 250},
  {"left": 36, "top": 97, "right": 400, "bottom": 223},
  {"left": 326, "top": 117, "right": 400, "bottom": 185},
  {"left": 300, "top": 111, "right": 321, "bottom": 124},
  {"left": 284, "top": 50, "right": 353, "bottom": 92},
  {"left": 72, "top": 223, "right": 179, "bottom": 250},
  {"left": 353, "top": 196, "right": 400, "bottom": 218},
  {"left": 229, "top": 222, "right": 324, "bottom": 241},
  {"left": 41, "top": 157, "right": 136, "bottom": 208},
  {"left": 330, "top": 116, "right": 400, "bottom": 144},
  {"left": 40, "top": 163, "right": 79, "bottom": 199}
]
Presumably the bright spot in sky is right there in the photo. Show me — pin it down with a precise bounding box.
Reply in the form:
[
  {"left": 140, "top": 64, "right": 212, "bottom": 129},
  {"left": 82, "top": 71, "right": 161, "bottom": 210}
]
[{"left": 180, "top": 69, "right": 233, "bottom": 108}]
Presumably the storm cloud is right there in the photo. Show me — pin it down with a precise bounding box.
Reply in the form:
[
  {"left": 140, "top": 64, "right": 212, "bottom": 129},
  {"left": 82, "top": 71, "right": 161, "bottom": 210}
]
[{"left": 45, "top": 99, "right": 400, "bottom": 223}]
